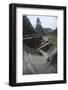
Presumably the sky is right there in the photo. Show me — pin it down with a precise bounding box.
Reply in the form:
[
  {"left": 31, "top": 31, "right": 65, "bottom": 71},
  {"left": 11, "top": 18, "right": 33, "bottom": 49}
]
[{"left": 27, "top": 15, "right": 57, "bottom": 30}]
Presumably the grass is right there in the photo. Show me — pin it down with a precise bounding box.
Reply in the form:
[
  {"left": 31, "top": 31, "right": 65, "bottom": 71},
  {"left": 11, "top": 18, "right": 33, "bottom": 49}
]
[{"left": 48, "top": 35, "right": 57, "bottom": 47}]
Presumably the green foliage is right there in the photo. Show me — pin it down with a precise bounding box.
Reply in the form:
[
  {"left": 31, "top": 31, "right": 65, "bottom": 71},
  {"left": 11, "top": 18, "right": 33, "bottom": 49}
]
[
  {"left": 48, "top": 35, "right": 57, "bottom": 47},
  {"left": 47, "top": 28, "right": 57, "bottom": 36}
]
